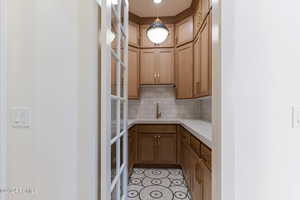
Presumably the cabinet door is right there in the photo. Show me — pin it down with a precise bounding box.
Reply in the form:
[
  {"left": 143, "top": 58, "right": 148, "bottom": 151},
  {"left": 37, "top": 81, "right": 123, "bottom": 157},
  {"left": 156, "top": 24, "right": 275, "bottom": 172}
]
[
  {"left": 191, "top": 151, "right": 204, "bottom": 200},
  {"left": 128, "top": 129, "right": 135, "bottom": 174},
  {"left": 140, "top": 24, "right": 174, "bottom": 48},
  {"left": 193, "top": 34, "right": 201, "bottom": 97},
  {"left": 157, "top": 134, "right": 177, "bottom": 164},
  {"left": 129, "top": 21, "right": 140, "bottom": 47},
  {"left": 128, "top": 46, "right": 140, "bottom": 99},
  {"left": 199, "top": 20, "right": 210, "bottom": 96},
  {"left": 138, "top": 133, "right": 156, "bottom": 164},
  {"left": 202, "top": 0, "right": 211, "bottom": 20},
  {"left": 183, "top": 143, "right": 192, "bottom": 188},
  {"left": 140, "top": 49, "right": 157, "bottom": 84},
  {"left": 176, "top": 43, "right": 194, "bottom": 99},
  {"left": 202, "top": 160, "right": 212, "bottom": 200},
  {"left": 157, "top": 48, "right": 174, "bottom": 84},
  {"left": 175, "top": 16, "right": 193, "bottom": 46}
]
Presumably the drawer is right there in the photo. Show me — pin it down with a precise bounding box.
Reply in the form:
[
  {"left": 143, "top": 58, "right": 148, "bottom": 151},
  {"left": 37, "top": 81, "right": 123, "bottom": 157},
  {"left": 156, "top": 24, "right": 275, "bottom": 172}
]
[
  {"left": 181, "top": 128, "right": 190, "bottom": 145},
  {"left": 138, "top": 124, "right": 177, "bottom": 133},
  {"left": 201, "top": 143, "right": 212, "bottom": 170},
  {"left": 190, "top": 135, "right": 201, "bottom": 156}
]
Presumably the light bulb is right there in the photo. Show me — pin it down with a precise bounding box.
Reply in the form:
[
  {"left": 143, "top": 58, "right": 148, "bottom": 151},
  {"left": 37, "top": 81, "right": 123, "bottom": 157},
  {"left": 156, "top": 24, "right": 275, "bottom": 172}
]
[{"left": 153, "top": 0, "right": 162, "bottom": 4}]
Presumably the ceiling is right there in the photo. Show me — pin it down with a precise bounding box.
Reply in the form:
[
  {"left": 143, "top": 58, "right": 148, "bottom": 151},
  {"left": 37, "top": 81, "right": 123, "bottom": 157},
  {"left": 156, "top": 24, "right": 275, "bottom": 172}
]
[{"left": 128, "top": 0, "right": 193, "bottom": 18}]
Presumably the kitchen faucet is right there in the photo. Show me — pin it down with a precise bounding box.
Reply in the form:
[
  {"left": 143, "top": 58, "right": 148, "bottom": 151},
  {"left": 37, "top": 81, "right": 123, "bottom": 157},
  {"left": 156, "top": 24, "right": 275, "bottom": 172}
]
[{"left": 156, "top": 103, "right": 162, "bottom": 119}]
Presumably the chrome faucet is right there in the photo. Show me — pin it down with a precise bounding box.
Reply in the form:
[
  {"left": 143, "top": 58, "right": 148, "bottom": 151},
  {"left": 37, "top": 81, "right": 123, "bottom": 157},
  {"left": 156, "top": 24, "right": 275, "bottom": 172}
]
[{"left": 156, "top": 103, "right": 162, "bottom": 119}]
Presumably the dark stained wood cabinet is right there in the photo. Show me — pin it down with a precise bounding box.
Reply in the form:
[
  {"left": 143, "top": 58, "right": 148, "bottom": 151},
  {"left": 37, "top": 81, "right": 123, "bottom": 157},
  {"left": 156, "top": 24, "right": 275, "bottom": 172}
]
[{"left": 157, "top": 134, "right": 177, "bottom": 164}]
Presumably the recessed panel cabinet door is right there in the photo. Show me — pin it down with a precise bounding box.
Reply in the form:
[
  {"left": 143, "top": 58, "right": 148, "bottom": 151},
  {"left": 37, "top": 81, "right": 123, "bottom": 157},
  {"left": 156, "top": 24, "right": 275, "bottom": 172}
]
[
  {"left": 175, "top": 16, "right": 193, "bottom": 46},
  {"left": 140, "top": 49, "right": 157, "bottom": 84},
  {"left": 193, "top": 34, "right": 201, "bottom": 97},
  {"left": 202, "top": 160, "right": 212, "bottom": 200},
  {"left": 199, "top": 19, "right": 210, "bottom": 96},
  {"left": 128, "top": 46, "right": 140, "bottom": 99},
  {"left": 129, "top": 21, "right": 139, "bottom": 47},
  {"left": 138, "top": 134, "right": 156, "bottom": 163},
  {"left": 191, "top": 150, "right": 204, "bottom": 200},
  {"left": 157, "top": 134, "right": 177, "bottom": 164},
  {"left": 157, "top": 49, "right": 174, "bottom": 84},
  {"left": 176, "top": 43, "right": 194, "bottom": 99}
]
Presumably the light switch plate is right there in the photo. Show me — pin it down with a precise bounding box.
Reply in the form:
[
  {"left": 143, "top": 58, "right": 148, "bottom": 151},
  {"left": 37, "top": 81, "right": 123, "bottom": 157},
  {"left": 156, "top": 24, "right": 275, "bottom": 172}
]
[
  {"left": 292, "top": 106, "right": 300, "bottom": 128},
  {"left": 11, "top": 107, "right": 32, "bottom": 128}
]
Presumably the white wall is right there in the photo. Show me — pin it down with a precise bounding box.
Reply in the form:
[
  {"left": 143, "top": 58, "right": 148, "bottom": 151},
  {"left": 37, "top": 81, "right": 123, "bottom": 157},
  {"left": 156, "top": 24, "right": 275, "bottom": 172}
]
[
  {"left": 216, "top": 0, "right": 300, "bottom": 200},
  {"left": 6, "top": 0, "right": 98, "bottom": 200}
]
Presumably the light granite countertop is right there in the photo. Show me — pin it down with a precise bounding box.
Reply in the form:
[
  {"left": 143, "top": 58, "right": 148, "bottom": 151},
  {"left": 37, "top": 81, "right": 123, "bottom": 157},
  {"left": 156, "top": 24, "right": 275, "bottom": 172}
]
[{"left": 128, "top": 119, "right": 212, "bottom": 148}]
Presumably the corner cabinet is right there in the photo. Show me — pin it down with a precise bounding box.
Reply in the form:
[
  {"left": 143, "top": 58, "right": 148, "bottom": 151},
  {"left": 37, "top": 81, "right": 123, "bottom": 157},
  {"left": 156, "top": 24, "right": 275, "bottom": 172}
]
[
  {"left": 140, "top": 24, "right": 174, "bottom": 48},
  {"left": 193, "top": 11, "right": 212, "bottom": 98},
  {"left": 129, "top": 21, "right": 140, "bottom": 47},
  {"left": 128, "top": 46, "right": 140, "bottom": 99},
  {"left": 175, "top": 42, "right": 194, "bottom": 99},
  {"left": 175, "top": 16, "right": 194, "bottom": 46},
  {"left": 140, "top": 48, "right": 174, "bottom": 85}
]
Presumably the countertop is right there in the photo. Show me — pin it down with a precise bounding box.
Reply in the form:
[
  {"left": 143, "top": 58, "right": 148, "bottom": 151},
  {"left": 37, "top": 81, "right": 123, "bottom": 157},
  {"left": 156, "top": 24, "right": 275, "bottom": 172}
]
[{"left": 128, "top": 119, "right": 212, "bottom": 148}]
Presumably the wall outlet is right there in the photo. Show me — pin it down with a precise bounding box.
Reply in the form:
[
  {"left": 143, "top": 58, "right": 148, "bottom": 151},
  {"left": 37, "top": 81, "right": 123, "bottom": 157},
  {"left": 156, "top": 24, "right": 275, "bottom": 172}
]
[
  {"left": 292, "top": 106, "right": 300, "bottom": 129},
  {"left": 11, "top": 107, "right": 32, "bottom": 128}
]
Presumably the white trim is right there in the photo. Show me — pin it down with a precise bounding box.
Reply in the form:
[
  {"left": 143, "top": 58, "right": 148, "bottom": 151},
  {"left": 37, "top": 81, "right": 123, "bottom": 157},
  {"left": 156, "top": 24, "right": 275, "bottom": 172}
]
[{"left": 0, "top": 0, "right": 8, "bottom": 199}]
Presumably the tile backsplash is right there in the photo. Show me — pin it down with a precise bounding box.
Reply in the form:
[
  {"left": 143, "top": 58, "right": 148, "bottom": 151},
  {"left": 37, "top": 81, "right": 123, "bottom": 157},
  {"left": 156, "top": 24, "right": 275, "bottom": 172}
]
[{"left": 128, "top": 86, "right": 211, "bottom": 121}]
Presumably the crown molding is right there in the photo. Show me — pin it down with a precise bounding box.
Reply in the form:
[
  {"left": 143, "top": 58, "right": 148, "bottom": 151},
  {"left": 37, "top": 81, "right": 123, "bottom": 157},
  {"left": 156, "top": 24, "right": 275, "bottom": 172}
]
[{"left": 129, "top": 0, "right": 199, "bottom": 24}]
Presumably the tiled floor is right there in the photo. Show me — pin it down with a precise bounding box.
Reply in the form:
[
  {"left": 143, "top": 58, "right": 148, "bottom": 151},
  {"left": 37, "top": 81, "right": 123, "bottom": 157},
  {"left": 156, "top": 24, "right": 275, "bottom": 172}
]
[{"left": 128, "top": 168, "right": 192, "bottom": 200}]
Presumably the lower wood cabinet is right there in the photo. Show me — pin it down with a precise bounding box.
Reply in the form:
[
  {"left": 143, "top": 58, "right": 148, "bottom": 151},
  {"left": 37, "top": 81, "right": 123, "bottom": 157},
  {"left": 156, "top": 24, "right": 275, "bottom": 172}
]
[
  {"left": 137, "top": 133, "right": 177, "bottom": 164},
  {"left": 129, "top": 124, "right": 211, "bottom": 200},
  {"left": 128, "top": 126, "right": 137, "bottom": 175}
]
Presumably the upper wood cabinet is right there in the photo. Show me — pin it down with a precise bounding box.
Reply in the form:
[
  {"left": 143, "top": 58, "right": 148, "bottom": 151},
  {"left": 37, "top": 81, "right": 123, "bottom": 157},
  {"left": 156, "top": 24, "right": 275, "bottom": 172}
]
[
  {"left": 140, "top": 24, "right": 174, "bottom": 48},
  {"left": 157, "top": 48, "right": 174, "bottom": 84},
  {"left": 193, "top": 14, "right": 211, "bottom": 98},
  {"left": 128, "top": 46, "right": 140, "bottom": 99},
  {"left": 129, "top": 21, "right": 140, "bottom": 47},
  {"left": 140, "top": 49, "right": 157, "bottom": 84},
  {"left": 175, "top": 43, "right": 194, "bottom": 99},
  {"left": 194, "top": 0, "right": 211, "bottom": 37},
  {"left": 140, "top": 48, "right": 174, "bottom": 85},
  {"left": 175, "top": 16, "right": 193, "bottom": 46}
]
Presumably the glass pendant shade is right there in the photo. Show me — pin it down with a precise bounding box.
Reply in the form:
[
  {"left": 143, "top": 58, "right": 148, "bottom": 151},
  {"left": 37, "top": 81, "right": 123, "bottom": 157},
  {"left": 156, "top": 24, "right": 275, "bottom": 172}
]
[{"left": 146, "top": 18, "right": 169, "bottom": 44}]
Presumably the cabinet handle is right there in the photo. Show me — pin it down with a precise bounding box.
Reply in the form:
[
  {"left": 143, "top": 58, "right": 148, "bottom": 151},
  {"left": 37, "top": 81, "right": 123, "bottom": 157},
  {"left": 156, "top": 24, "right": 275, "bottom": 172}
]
[
  {"left": 157, "top": 72, "right": 160, "bottom": 83},
  {"left": 158, "top": 136, "right": 160, "bottom": 145},
  {"left": 154, "top": 72, "right": 157, "bottom": 83}
]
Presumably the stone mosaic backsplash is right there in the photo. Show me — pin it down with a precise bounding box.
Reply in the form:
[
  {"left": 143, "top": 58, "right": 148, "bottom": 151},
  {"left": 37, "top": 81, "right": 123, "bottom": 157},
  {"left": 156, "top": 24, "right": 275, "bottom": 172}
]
[{"left": 128, "top": 86, "right": 211, "bottom": 122}]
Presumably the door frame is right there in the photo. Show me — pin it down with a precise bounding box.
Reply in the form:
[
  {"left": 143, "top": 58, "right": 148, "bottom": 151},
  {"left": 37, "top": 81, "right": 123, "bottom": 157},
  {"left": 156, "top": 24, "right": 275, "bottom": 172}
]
[{"left": 0, "top": 0, "right": 8, "bottom": 199}]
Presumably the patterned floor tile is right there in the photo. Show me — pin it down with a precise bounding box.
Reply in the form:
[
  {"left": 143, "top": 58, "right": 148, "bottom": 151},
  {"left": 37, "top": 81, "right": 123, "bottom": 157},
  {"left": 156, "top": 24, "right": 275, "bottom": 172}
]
[{"left": 128, "top": 168, "right": 192, "bottom": 200}]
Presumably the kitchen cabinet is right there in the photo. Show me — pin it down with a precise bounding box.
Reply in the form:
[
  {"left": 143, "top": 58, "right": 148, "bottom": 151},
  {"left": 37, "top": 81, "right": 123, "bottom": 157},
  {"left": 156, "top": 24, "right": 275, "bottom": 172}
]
[
  {"left": 128, "top": 126, "right": 137, "bottom": 175},
  {"left": 138, "top": 133, "right": 157, "bottom": 163},
  {"left": 129, "top": 21, "right": 140, "bottom": 47},
  {"left": 175, "top": 16, "right": 193, "bottom": 46},
  {"left": 175, "top": 42, "right": 194, "bottom": 99},
  {"left": 194, "top": 0, "right": 211, "bottom": 37},
  {"left": 202, "top": 159, "right": 212, "bottom": 200},
  {"left": 140, "top": 49, "right": 157, "bottom": 84},
  {"left": 193, "top": 17, "right": 210, "bottom": 98},
  {"left": 128, "top": 46, "right": 140, "bottom": 99},
  {"left": 137, "top": 125, "right": 177, "bottom": 164},
  {"left": 191, "top": 150, "right": 204, "bottom": 200},
  {"left": 140, "top": 48, "right": 174, "bottom": 85},
  {"left": 140, "top": 24, "right": 174, "bottom": 48},
  {"left": 199, "top": 18, "right": 210, "bottom": 97},
  {"left": 137, "top": 133, "right": 177, "bottom": 164}
]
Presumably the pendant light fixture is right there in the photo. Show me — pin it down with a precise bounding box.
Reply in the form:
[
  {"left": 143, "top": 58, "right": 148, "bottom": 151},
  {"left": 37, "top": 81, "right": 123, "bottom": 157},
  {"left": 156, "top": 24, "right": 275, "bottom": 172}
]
[{"left": 147, "top": 0, "right": 169, "bottom": 44}]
